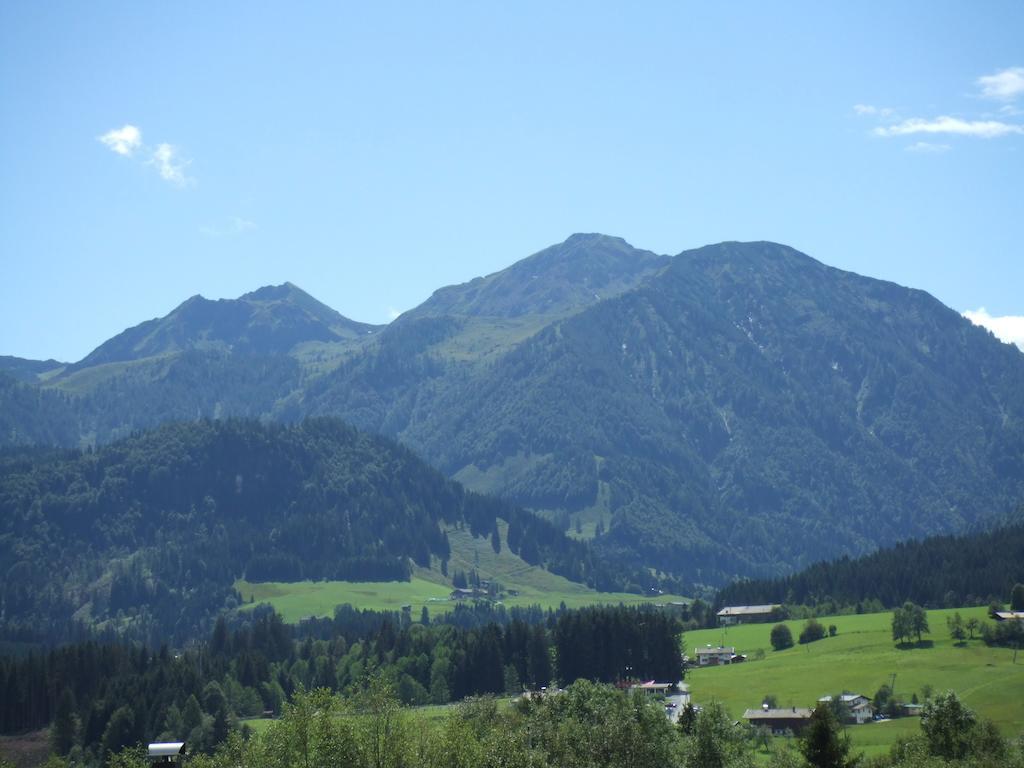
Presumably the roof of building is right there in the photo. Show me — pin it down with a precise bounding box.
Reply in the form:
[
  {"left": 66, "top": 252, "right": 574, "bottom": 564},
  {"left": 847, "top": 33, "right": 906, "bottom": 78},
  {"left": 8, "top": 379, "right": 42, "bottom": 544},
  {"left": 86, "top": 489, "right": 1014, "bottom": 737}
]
[
  {"left": 695, "top": 645, "right": 735, "bottom": 655},
  {"left": 818, "top": 694, "right": 869, "bottom": 704},
  {"left": 993, "top": 610, "right": 1024, "bottom": 621},
  {"left": 717, "top": 604, "right": 782, "bottom": 617},
  {"left": 148, "top": 743, "right": 186, "bottom": 758},
  {"left": 744, "top": 708, "right": 813, "bottom": 721}
]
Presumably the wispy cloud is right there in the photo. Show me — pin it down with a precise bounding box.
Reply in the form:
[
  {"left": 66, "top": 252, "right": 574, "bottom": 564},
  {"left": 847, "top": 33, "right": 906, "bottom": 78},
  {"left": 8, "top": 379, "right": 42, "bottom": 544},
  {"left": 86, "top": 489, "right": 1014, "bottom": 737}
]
[
  {"left": 200, "top": 217, "right": 257, "bottom": 237},
  {"left": 858, "top": 67, "right": 1024, "bottom": 151},
  {"left": 149, "top": 143, "right": 190, "bottom": 186},
  {"left": 98, "top": 124, "right": 142, "bottom": 156},
  {"left": 906, "top": 141, "right": 950, "bottom": 153},
  {"left": 98, "top": 124, "right": 193, "bottom": 185},
  {"left": 963, "top": 308, "right": 1024, "bottom": 351},
  {"left": 977, "top": 67, "right": 1024, "bottom": 101},
  {"left": 386, "top": 307, "right": 402, "bottom": 321},
  {"left": 874, "top": 116, "right": 1023, "bottom": 139},
  {"left": 854, "top": 104, "right": 894, "bottom": 117}
]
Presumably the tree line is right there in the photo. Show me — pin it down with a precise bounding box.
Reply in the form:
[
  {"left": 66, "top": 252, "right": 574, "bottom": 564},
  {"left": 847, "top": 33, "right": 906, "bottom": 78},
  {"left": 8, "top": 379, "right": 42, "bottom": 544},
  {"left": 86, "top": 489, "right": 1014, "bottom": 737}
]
[
  {"left": 0, "top": 603, "right": 684, "bottom": 764},
  {"left": 715, "top": 519, "right": 1024, "bottom": 613}
]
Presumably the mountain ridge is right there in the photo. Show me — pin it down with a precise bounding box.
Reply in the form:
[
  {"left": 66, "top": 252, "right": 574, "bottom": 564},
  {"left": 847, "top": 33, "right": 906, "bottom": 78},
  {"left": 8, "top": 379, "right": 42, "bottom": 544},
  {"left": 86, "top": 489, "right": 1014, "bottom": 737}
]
[
  {"left": 66, "top": 282, "right": 379, "bottom": 372},
  {"left": 3, "top": 234, "right": 1022, "bottom": 584}
]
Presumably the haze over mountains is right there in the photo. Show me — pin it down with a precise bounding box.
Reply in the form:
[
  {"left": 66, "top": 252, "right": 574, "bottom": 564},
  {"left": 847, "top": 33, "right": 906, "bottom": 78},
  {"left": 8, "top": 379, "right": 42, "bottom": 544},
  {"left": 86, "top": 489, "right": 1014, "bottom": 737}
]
[{"left": 3, "top": 234, "right": 1023, "bottom": 585}]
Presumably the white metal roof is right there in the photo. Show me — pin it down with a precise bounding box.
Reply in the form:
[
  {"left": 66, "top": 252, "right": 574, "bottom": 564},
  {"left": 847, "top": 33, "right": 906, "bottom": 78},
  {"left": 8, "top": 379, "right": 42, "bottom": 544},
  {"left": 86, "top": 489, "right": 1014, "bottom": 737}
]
[
  {"left": 148, "top": 743, "right": 185, "bottom": 757},
  {"left": 716, "top": 604, "right": 781, "bottom": 616}
]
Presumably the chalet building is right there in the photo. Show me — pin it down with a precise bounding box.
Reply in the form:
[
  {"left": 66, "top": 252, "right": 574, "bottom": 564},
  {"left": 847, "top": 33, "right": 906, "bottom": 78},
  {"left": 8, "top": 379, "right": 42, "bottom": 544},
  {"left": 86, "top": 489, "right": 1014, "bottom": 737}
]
[
  {"left": 693, "top": 645, "right": 741, "bottom": 666},
  {"left": 817, "top": 694, "right": 873, "bottom": 724},
  {"left": 744, "top": 707, "right": 814, "bottom": 735},
  {"left": 449, "top": 587, "right": 485, "bottom": 600},
  {"left": 716, "top": 604, "right": 782, "bottom": 626}
]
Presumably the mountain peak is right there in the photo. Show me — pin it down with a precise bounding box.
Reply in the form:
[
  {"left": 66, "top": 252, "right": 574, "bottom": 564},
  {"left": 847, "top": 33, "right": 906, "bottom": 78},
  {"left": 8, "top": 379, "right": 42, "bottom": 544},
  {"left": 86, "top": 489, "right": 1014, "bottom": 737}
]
[
  {"left": 562, "top": 232, "right": 626, "bottom": 246},
  {"left": 409, "top": 234, "right": 671, "bottom": 320},
  {"left": 68, "top": 283, "right": 380, "bottom": 370},
  {"left": 240, "top": 282, "right": 304, "bottom": 302}
]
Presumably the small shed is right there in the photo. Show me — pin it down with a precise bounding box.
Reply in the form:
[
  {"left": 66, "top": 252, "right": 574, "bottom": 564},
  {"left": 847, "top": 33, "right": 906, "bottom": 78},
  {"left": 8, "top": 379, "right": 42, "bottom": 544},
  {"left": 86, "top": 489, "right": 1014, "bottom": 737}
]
[{"left": 148, "top": 742, "right": 186, "bottom": 765}]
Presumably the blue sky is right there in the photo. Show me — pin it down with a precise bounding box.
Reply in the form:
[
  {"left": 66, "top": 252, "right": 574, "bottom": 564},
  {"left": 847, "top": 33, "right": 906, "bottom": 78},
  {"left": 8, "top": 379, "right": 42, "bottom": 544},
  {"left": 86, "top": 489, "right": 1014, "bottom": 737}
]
[{"left": 2, "top": 1, "right": 1022, "bottom": 361}]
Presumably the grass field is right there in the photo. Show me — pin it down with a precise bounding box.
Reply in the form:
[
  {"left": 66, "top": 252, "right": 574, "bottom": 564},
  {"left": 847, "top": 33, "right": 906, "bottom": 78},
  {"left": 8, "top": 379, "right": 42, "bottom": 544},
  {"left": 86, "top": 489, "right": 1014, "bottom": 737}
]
[
  {"left": 237, "top": 520, "right": 688, "bottom": 622},
  {"left": 684, "top": 606, "right": 1024, "bottom": 757},
  {"left": 236, "top": 574, "right": 688, "bottom": 622}
]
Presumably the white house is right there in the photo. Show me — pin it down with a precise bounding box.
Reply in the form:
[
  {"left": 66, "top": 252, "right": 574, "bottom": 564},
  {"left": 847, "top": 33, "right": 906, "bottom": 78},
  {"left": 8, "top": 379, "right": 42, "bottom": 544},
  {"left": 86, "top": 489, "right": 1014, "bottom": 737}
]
[
  {"left": 694, "top": 645, "right": 737, "bottom": 666},
  {"left": 818, "top": 694, "right": 873, "bottom": 724}
]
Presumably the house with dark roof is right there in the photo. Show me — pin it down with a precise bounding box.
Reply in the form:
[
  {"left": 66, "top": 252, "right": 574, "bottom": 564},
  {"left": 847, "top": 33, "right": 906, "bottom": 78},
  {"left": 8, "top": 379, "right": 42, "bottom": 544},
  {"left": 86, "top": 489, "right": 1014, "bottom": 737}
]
[
  {"left": 716, "top": 604, "right": 782, "bottom": 625},
  {"left": 744, "top": 707, "right": 814, "bottom": 735}
]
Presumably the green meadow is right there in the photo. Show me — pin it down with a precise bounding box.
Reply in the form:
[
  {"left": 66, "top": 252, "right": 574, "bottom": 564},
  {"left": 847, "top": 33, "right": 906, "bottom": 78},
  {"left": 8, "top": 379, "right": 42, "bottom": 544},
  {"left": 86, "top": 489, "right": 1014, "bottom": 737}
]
[
  {"left": 236, "top": 520, "right": 688, "bottom": 622},
  {"left": 684, "top": 606, "right": 1024, "bottom": 757},
  {"left": 236, "top": 574, "right": 687, "bottom": 623}
]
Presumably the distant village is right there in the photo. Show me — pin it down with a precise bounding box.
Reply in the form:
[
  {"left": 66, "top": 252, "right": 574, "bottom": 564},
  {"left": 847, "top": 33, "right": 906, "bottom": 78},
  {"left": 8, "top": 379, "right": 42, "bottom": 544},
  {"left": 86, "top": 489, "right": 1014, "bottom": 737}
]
[{"left": 519, "top": 603, "right": 933, "bottom": 734}]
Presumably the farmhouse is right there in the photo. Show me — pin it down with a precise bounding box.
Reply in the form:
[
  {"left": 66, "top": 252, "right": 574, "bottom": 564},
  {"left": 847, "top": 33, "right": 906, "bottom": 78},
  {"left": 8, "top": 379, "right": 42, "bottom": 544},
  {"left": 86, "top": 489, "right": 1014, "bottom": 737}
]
[
  {"left": 993, "top": 610, "right": 1024, "bottom": 622},
  {"left": 743, "top": 707, "right": 814, "bottom": 735},
  {"left": 693, "top": 645, "right": 740, "bottom": 666},
  {"left": 449, "top": 587, "right": 486, "bottom": 601},
  {"left": 817, "top": 694, "right": 873, "bottom": 724},
  {"left": 716, "top": 604, "right": 782, "bottom": 625}
]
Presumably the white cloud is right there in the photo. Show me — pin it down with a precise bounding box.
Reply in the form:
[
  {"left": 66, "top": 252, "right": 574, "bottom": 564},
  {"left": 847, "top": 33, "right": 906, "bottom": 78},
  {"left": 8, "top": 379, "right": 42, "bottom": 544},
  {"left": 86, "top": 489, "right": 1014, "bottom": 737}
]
[
  {"left": 149, "top": 143, "right": 190, "bottom": 186},
  {"left": 874, "top": 116, "right": 1023, "bottom": 138},
  {"left": 977, "top": 67, "right": 1024, "bottom": 101},
  {"left": 854, "top": 104, "right": 894, "bottom": 117},
  {"left": 906, "top": 141, "right": 951, "bottom": 153},
  {"left": 963, "top": 308, "right": 1024, "bottom": 351},
  {"left": 200, "top": 217, "right": 257, "bottom": 237},
  {"left": 386, "top": 307, "right": 402, "bottom": 321},
  {"left": 98, "top": 124, "right": 142, "bottom": 156}
]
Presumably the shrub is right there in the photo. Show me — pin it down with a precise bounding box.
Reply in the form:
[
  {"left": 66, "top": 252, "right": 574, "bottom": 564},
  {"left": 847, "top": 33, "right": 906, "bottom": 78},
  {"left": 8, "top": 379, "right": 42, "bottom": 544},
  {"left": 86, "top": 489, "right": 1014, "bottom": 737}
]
[
  {"left": 799, "top": 619, "right": 826, "bottom": 644},
  {"left": 770, "top": 623, "right": 793, "bottom": 651}
]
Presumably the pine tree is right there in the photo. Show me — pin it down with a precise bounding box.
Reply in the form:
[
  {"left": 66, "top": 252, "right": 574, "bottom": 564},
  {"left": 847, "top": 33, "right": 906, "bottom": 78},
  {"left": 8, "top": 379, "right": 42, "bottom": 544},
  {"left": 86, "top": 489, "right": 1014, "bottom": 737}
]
[
  {"left": 800, "top": 706, "right": 854, "bottom": 768},
  {"left": 51, "top": 688, "right": 78, "bottom": 756}
]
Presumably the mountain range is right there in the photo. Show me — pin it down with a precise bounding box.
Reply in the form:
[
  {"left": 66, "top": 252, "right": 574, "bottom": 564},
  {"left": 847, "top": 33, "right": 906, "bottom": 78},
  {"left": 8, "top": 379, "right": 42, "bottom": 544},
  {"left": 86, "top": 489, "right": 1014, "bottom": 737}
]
[{"left": 3, "top": 234, "right": 1023, "bottom": 585}]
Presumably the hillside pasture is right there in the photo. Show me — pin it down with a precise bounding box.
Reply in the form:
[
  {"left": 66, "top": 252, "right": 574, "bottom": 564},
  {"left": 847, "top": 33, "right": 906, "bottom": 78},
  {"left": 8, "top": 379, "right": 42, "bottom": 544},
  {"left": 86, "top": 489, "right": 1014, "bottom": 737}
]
[
  {"left": 685, "top": 606, "right": 1024, "bottom": 755},
  {"left": 237, "top": 520, "right": 689, "bottom": 622}
]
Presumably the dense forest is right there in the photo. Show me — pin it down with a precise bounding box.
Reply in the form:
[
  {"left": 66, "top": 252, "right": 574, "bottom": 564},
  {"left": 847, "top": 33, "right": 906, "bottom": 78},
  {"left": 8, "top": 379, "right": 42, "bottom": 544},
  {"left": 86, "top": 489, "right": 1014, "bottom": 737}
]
[
  {"left": 715, "top": 519, "right": 1024, "bottom": 612},
  {"left": 0, "top": 419, "right": 671, "bottom": 645},
  {"left": 0, "top": 604, "right": 683, "bottom": 764}
]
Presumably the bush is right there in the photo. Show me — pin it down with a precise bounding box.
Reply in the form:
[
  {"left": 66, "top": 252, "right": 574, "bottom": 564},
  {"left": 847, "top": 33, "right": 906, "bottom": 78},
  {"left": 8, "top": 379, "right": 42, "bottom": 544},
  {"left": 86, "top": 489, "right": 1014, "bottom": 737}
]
[
  {"left": 799, "top": 619, "right": 826, "bottom": 644},
  {"left": 770, "top": 623, "right": 793, "bottom": 651}
]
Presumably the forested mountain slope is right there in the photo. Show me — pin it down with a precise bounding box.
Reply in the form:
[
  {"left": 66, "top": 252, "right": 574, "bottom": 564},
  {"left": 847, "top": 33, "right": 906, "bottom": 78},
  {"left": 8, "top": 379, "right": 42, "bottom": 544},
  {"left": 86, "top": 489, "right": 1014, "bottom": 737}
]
[
  {"left": 3, "top": 236, "right": 1023, "bottom": 585},
  {"left": 457, "top": 244, "right": 1021, "bottom": 579},
  {"left": 310, "top": 241, "right": 1024, "bottom": 583},
  {"left": 714, "top": 518, "right": 1024, "bottom": 610},
  {"left": 0, "top": 419, "right": 635, "bottom": 645}
]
